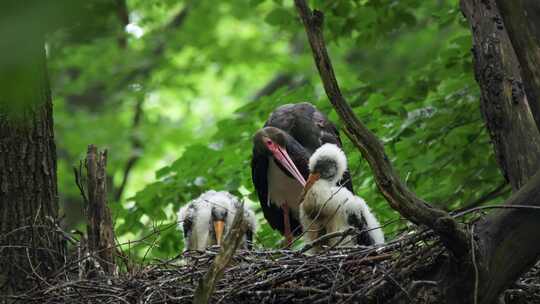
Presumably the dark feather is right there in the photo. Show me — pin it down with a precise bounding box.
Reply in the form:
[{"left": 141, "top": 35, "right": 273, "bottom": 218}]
[
  {"left": 252, "top": 102, "right": 353, "bottom": 236},
  {"left": 266, "top": 102, "right": 353, "bottom": 192},
  {"left": 251, "top": 154, "right": 303, "bottom": 236},
  {"left": 245, "top": 229, "right": 253, "bottom": 250},
  {"left": 182, "top": 205, "right": 194, "bottom": 239},
  {"left": 347, "top": 212, "right": 375, "bottom": 246}
]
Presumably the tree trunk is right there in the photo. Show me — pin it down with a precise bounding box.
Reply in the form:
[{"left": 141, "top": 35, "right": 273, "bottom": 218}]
[
  {"left": 0, "top": 35, "right": 64, "bottom": 293},
  {"left": 495, "top": 0, "right": 540, "bottom": 131},
  {"left": 459, "top": 3, "right": 540, "bottom": 301},
  {"left": 460, "top": 0, "right": 540, "bottom": 191},
  {"left": 475, "top": 171, "right": 540, "bottom": 303}
]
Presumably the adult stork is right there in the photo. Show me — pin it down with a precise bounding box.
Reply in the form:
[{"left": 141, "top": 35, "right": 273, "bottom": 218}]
[
  {"left": 178, "top": 190, "right": 257, "bottom": 251},
  {"left": 300, "top": 143, "right": 384, "bottom": 252},
  {"left": 251, "top": 102, "right": 353, "bottom": 246}
]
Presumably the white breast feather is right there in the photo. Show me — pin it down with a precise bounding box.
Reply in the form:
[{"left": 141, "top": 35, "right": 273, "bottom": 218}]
[
  {"left": 178, "top": 190, "right": 258, "bottom": 251},
  {"left": 300, "top": 182, "right": 385, "bottom": 246},
  {"left": 267, "top": 159, "right": 303, "bottom": 212}
]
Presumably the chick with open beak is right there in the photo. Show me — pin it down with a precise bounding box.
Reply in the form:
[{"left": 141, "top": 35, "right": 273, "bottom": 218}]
[
  {"left": 299, "top": 144, "right": 385, "bottom": 253},
  {"left": 178, "top": 190, "right": 257, "bottom": 251}
]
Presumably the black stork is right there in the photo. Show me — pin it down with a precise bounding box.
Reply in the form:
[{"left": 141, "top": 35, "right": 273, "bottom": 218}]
[
  {"left": 251, "top": 102, "right": 354, "bottom": 246},
  {"left": 300, "top": 143, "right": 385, "bottom": 253},
  {"left": 178, "top": 190, "right": 257, "bottom": 251}
]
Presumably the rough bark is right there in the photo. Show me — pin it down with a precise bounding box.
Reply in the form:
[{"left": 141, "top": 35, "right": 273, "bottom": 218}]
[
  {"left": 85, "top": 145, "right": 116, "bottom": 276},
  {"left": 294, "top": 0, "right": 470, "bottom": 259},
  {"left": 496, "top": 0, "right": 540, "bottom": 131},
  {"left": 460, "top": 0, "right": 540, "bottom": 191},
  {"left": 0, "top": 38, "right": 64, "bottom": 293},
  {"left": 475, "top": 171, "right": 540, "bottom": 304}
]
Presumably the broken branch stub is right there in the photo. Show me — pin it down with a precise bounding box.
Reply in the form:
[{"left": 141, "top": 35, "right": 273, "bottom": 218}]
[
  {"left": 85, "top": 144, "right": 117, "bottom": 276},
  {"left": 193, "top": 201, "right": 247, "bottom": 304}
]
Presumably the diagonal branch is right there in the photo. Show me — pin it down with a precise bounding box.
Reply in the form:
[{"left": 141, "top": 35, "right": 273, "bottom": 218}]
[
  {"left": 193, "top": 202, "right": 247, "bottom": 304},
  {"left": 451, "top": 181, "right": 510, "bottom": 214},
  {"left": 249, "top": 35, "right": 307, "bottom": 102},
  {"left": 293, "top": 0, "right": 470, "bottom": 258},
  {"left": 112, "top": 4, "right": 192, "bottom": 201},
  {"left": 114, "top": 99, "right": 144, "bottom": 201},
  {"left": 66, "top": 3, "right": 192, "bottom": 109},
  {"left": 116, "top": 3, "right": 192, "bottom": 90}
]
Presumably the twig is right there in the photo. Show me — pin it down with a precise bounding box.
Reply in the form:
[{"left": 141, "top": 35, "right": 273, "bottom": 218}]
[
  {"left": 73, "top": 162, "right": 89, "bottom": 206},
  {"left": 452, "top": 204, "right": 540, "bottom": 218},
  {"left": 471, "top": 225, "right": 479, "bottom": 304}
]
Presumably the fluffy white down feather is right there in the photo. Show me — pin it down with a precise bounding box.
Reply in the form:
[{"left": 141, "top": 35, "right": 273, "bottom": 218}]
[
  {"left": 178, "top": 190, "right": 257, "bottom": 251},
  {"left": 301, "top": 144, "right": 385, "bottom": 249},
  {"left": 308, "top": 143, "right": 347, "bottom": 184}
]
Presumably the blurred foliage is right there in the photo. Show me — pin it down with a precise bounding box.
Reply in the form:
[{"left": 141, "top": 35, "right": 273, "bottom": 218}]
[{"left": 39, "top": 0, "right": 507, "bottom": 258}]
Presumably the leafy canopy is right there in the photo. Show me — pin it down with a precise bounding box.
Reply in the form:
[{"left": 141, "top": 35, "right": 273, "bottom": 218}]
[{"left": 46, "top": 0, "right": 505, "bottom": 258}]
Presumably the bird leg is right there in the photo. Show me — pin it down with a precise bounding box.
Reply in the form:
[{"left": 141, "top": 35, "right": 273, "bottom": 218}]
[{"left": 282, "top": 204, "right": 293, "bottom": 247}]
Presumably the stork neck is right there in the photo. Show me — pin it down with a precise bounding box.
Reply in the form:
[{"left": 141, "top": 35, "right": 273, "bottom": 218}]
[{"left": 313, "top": 178, "right": 334, "bottom": 190}]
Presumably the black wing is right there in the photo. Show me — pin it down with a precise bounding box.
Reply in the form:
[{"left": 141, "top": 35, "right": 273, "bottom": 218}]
[
  {"left": 267, "top": 102, "right": 354, "bottom": 193},
  {"left": 251, "top": 153, "right": 283, "bottom": 235},
  {"left": 347, "top": 212, "right": 375, "bottom": 246},
  {"left": 251, "top": 143, "right": 304, "bottom": 237}
]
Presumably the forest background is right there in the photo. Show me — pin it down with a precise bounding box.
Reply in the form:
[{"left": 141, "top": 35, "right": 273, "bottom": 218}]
[{"left": 29, "top": 0, "right": 506, "bottom": 258}]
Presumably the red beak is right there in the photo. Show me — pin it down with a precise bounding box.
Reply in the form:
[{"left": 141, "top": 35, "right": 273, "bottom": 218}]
[{"left": 270, "top": 143, "right": 306, "bottom": 186}]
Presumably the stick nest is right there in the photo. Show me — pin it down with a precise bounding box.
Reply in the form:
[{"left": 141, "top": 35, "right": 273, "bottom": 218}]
[{"left": 8, "top": 230, "right": 540, "bottom": 304}]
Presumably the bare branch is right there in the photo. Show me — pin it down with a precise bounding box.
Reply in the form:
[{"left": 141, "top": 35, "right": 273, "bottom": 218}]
[
  {"left": 114, "top": 99, "right": 144, "bottom": 201},
  {"left": 85, "top": 145, "right": 117, "bottom": 276},
  {"left": 193, "top": 202, "right": 247, "bottom": 304},
  {"left": 293, "top": 0, "right": 470, "bottom": 258}
]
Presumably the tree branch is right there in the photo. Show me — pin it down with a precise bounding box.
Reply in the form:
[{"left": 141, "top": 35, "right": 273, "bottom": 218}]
[
  {"left": 85, "top": 145, "right": 116, "bottom": 276},
  {"left": 250, "top": 73, "right": 295, "bottom": 102},
  {"left": 114, "top": 0, "right": 130, "bottom": 49},
  {"left": 495, "top": 0, "right": 540, "bottom": 131},
  {"left": 116, "top": 4, "right": 192, "bottom": 89},
  {"left": 66, "top": 3, "right": 192, "bottom": 109},
  {"left": 249, "top": 34, "right": 307, "bottom": 102},
  {"left": 293, "top": 0, "right": 470, "bottom": 258},
  {"left": 451, "top": 181, "right": 510, "bottom": 213},
  {"left": 114, "top": 99, "right": 144, "bottom": 201},
  {"left": 475, "top": 169, "right": 540, "bottom": 303},
  {"left": 193, "top": 202, "right": 247, "bottom": 304},
  {"left": 108, "top": 4, "right": 192, "bottom": 201}
]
